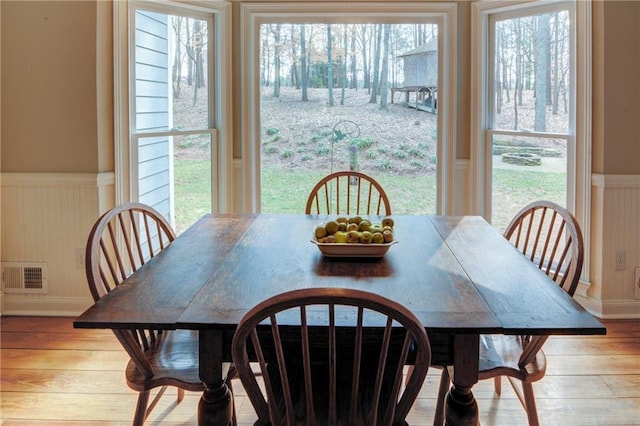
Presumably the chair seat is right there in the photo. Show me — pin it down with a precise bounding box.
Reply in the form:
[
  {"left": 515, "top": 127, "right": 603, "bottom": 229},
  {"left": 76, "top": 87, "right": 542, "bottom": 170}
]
[
  {"left": 478, "top": 334, "right": 547, "bottom": 384},
  {"left": 125, "top": 329, "right": 204, "bottom": 392}
]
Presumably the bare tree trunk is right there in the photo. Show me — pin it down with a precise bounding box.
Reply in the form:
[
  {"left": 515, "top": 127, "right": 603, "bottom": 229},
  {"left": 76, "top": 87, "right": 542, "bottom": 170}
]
[
  {"left": 350, "top": 25, "right": 357, "bottom": 89},
  {"left": 187, "top": 19, "right": 205, "bottom": 107},
  {"left": 327, "top": 24, "right": 334, "bottom": 107},
  {"left": 186, "top": 22, "right": 193, "bottom": 86},
  {"left": 290, "top": 24, "right": 299, "bottom": 89},
  {"left": 340, "top": 24, "right": 347, "bottom": 106},
  {"left": 172, "top": 17, "right": 183, "bottom": 99},
  {"left": 357, "top": 25, "right": 370, "bottom": 91},
  {"left": 369, "top": 24, "right": 381, "bottom": 104},
  {"left": 496, "top": 27, "right": 503, "bottom": 114},
  {"left": 534, "top": 14, "right": 550, "bottom": 132},
  {"left": 379, "top": 24, "right": 390, "bottom": 109},
  {"left": 300, "top": 24, "right": 308, "bottom": 101},
  {"left": 272, "top": 24, "right": 281, "bottom": 98},
  {"left": 262, "top": 25, "right": 271, "bottom": 87},
  {"left": 552, "top": 12, "right": 560, "bottom": 115},
  {"left": 514, "top": 19, "right": 522, "bottom": 129}
]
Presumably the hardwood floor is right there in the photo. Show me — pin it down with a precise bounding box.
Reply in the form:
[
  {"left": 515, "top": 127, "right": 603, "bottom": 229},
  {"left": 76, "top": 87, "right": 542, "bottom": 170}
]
[{"left": 1, "top": 316, "right": 639, "bottom": 425}]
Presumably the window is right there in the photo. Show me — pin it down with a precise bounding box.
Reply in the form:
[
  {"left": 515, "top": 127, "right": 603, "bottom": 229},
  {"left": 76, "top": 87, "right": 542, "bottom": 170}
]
[
  {"left": 472, "top": 0, "right": 591, "bottom": 276},
  {"left": 240, "top": 3, "right": 457, "bottom": 215},
  {"left": 115, "top": 1, "right": 231, "bottom": 234}
]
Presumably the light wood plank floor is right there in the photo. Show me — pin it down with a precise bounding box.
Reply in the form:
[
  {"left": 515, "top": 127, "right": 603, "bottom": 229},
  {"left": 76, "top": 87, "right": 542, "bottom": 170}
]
[{"left": 1, "top": 317, "right": 639, "bottom": 425}]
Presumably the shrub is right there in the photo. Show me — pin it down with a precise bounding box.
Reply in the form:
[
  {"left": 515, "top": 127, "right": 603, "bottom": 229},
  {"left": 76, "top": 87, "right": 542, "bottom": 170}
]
[
  {"left": 375, "top": 159, "right": 392, "bottom": 171},
  {"left": 408, "top": 147, "right": 426, "bottom": 158},
  {"left": 393, "top": 150, "right": 408, "bottom": 159},
  {"left": 266, "top": 127, "right": 279, "bottom": 136},
  {"left": 264, "top": 145, "right": 278, "bottom": 155},
  {"left": 351, "top": 137, "right": 374, "bottom": 149},
  {"left": 281, "top": 149, "right": 294, "bottom": 159},
  {"left": 316, "top": 146, "right": 331, "bottom": 156}
]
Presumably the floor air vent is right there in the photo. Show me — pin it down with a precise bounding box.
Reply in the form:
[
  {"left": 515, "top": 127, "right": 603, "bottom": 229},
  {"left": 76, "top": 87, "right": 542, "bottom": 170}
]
[{"left": 1, "top": 262, "right": 47, "bottom": 293}]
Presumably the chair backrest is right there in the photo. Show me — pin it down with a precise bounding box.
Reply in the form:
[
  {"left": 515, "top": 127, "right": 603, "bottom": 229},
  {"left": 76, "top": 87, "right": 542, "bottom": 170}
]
[
  {"left": 85, "top": 202, "right": 176, "bottom": 301},
  {"left": 85, "top": 202, "right": 176, "bottom": 376},
  {"left": 503, "top": 200, "right": 584, "bottom": 296},
  {"left": 305, "top": 171, "right": 392, "bottom": 216},
  {"left": 231, "top": 287, "right": 431, "bottom": 426}
]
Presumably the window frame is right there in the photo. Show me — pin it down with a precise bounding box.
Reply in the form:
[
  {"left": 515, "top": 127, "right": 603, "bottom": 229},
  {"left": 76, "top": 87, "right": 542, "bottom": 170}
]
[
  {"left": 239, "top": 2, "right": 458, "bottom": 214},
  {"left": 114, "top": 0, "right": 233, "bottom": 213},
  {"left": 471, "top": 0, "right": 592, "bottom": 283}
]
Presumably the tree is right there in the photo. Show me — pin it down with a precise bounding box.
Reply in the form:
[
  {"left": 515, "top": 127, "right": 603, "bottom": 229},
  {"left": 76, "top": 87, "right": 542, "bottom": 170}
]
[
  {"left": 261, "top": 25, "right": 271, "bottom": 87},
  {"left": 289, "top": 24, "right": 299, "bottom": 88},
  {"left": 272, "top": 24, "right": 282, "bottom": 98},
  {"left": 184, "top": 19, "right": 206, "bottom": 107},
  {"left": 379, "top": 24, "right": 391, "bottom": 109},
  {"left": 171, "top": 16, "right": 184, "bottom": 99},
  {"left": 327, "top": 24, "right": 334, "bottom": 106},
  {"left": 355, "top": 25, "right": 370, "bottom": 91},
  {"left": 369, "top": 24, "right": 382, "bottom": 104},
  {"left": 340, "top": 24, "right": 348, "bottom": 105},
  {"left": 300, "top": 24, "right": 308, "bottom": 101},
  {"left": 534, "top": 14, "right": 550, "bottom": 132},
  {"left": 349, "top": 25, "right": 357, "bottom": 89}
]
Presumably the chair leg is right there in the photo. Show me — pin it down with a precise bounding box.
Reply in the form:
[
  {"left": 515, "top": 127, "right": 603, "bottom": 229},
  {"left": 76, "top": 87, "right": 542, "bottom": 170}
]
[
  {"left": 405, "top": 365, "right": 415, "bottom": 387},
  {"left": 494, "top": 376, "right": 502, "bottom": 395},
  {"left": 433, "top": 367, "right": 451, "bottom": 426},
  {"left": 522, "top": 383, "right": 539, "bottom": 426},
  {"left": 177, "top": 388, "right": 185, "bottom": 403},
  {"left": 133, "top": 390, "right": 150, "bottom": 426},
  {"left": 227, "top": 375, "right": 238, "bottom": 426}
]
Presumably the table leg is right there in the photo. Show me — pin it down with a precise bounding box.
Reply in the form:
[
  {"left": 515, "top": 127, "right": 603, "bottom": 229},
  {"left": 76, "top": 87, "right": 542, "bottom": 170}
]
[
  {"left": 445, "top": 334, "right": 480, "bottom": 426},
  {"left": 198, "top": 330, "right": 233, "bottom": 426}
]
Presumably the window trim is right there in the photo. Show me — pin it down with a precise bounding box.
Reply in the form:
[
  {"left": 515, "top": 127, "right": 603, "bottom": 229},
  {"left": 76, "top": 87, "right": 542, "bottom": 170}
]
[
  {"left": 239, "top": 2, "right": 458, "bottom": 214},
  {"left": 470, "top": 0, "right": 592, "bottom": 282},
  {"left": 113, "top": 0, "right": 233, "bottom": 213}
]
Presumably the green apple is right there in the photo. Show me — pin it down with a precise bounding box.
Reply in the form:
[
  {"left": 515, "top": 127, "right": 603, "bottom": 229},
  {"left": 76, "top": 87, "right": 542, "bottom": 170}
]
[
  {"left": 370, "top": 224, "right": 383, "bottom": 234},
  {"left": 346, "top": 223, "right": 359, "bottom": 232},
  {"left": 360, "top": 231, "right": 373, "bottom": 244},
  {"left": 325, "top": 220, "right": 339, "bottom": 234},
  {"left": 323, "top": 235, "right": 336, "bottom": 243},
  {"left": 372, "top": 232, "right": 384, "bottom": 244},
  {"left": 358, "top": 220, "right": 372, "bottom": 232},
  {"left": 315, "top": 225, "right": 327, "bottom": 240},
  {"left": 349, "top": 216, "right": 363, "bottom": 224},
  {"left": 334, "top": 231, "right": 348, "bottom": 243},
  {"left": 346, "top": 230, "right": 360, "bottom": 243}
]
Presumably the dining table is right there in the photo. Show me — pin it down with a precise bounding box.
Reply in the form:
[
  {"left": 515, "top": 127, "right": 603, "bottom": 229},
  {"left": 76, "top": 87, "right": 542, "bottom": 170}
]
[{"left": 74, "top": 213, "right": 605, "bottom": 425}]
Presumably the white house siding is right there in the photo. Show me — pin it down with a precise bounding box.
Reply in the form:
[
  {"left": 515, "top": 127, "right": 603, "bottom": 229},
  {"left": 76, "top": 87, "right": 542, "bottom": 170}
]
[{"left": 134, "top": 10, "right": 172, "bottom": 221}]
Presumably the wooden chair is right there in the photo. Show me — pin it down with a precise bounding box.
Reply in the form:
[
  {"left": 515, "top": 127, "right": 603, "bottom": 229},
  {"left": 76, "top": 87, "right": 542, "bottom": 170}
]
[
  {"left": 305, "top": 171, "right": 392, "bottom": 216},
  {"left": 502, "top": 200, "right": 584, "bottom": 297},
  {"left": 231, "top": 287, "right": 431, "bottom": 426},
  {"left": 85, "top": 202, "right": 235, "bottom": 425},
  {"left": 434, "top": 200, "right": 584, "bottom": 426}
]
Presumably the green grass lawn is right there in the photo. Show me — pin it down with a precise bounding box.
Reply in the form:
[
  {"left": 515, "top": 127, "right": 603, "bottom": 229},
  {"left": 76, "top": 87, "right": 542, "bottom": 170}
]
[{"left": 174, "top": 159, "right": 565, "bottom": 234}]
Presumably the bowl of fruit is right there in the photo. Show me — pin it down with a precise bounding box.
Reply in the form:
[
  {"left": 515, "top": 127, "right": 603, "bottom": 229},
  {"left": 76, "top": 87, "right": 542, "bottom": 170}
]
[{"left": 310, "top": 216, "right": 397, "bottom": 258}]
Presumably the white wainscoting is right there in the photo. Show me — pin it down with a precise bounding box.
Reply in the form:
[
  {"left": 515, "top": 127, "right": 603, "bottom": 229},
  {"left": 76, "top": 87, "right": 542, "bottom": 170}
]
[
  {"left": 576, "top": 174, "right": 640, "bottom": 319},
  {"left": 1, "top": 172, "right": 114, "bottom": 316}
]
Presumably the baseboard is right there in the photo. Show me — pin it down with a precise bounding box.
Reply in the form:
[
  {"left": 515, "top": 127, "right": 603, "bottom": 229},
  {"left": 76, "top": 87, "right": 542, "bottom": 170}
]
[
  {"left": 574, "top": 294, "right": 640, "bottom": 319},
  {"left": 0, "top": 296, "right": 93, "bottom": 317}
]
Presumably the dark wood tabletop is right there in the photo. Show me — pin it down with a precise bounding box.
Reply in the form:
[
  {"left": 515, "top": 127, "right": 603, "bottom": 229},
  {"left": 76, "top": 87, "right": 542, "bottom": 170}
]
[{"left": 74, "top": 214, "right": 605, "bottom": 425}]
